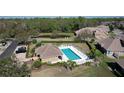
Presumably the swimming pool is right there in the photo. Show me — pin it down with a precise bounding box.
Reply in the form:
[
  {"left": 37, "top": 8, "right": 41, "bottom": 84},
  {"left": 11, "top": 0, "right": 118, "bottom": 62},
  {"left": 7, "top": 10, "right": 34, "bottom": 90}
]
[{"left": 61, "top": 48, "right": 81, "bottom": 60}]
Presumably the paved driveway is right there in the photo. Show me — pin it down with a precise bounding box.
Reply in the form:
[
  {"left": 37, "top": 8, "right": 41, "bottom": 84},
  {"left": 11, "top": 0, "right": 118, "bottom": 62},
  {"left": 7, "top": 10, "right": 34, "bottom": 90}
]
[{"left": 0, "top": 40, "right": 17, "bottom": 60}]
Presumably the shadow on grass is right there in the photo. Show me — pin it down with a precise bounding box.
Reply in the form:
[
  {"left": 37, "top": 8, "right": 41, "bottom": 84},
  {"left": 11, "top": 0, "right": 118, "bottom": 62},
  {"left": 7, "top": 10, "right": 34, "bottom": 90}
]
[{"left": 107, "top": 62, "right": 124, "bottom": 77}]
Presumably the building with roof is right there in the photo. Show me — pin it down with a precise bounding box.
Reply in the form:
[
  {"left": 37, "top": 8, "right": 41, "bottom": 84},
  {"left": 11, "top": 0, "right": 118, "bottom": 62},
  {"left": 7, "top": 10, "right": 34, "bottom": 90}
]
[
  {"left": 74, "top": 25, "right": 109, "bottom": 41},
  {"left": 116, "top": 34, "right": 124, "bottom": 47},
  {"left": 101, "top": 21, "right": 124, "bottom": 26},
  {"left": 35, "top": 44, "right": 63, "bottom": 63},
  {"left": 97, "top": 38, "right": 124, "bottom": 57}
]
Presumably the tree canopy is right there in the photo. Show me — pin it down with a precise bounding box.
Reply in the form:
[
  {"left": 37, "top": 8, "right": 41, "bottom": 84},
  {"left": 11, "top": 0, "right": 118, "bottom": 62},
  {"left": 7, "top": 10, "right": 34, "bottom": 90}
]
[
  {"left": 0, "top": 17, "right": 124, "bottom": 41},
  {"left": 0, "top": 58, "right": 30, "bottom": 77}
]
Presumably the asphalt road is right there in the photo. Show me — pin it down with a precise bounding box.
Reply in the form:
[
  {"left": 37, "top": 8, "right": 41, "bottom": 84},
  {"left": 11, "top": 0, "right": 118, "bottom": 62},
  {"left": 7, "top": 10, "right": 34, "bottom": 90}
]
[{"left": 0, "top": 40, "right": 17, "bottom": 60}]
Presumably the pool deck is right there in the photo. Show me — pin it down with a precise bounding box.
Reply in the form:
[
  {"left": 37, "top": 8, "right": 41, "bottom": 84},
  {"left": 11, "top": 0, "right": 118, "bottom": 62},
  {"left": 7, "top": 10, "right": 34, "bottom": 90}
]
[{"left": 59, "top": 45, "right": 93, "bottom": 64}]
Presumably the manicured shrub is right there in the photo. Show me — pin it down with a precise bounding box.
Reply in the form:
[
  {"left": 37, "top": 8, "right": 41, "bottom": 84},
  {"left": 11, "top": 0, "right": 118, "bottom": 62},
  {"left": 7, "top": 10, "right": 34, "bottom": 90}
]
[
  {"left": 33, "top": 33, "right": 71, "bottom": 38},
  {"left": 32, "top": 39, "right": 37, "bottom": 44},
  {"left": 32, "top": 60, "right": 42, "bottom": 68},
  {"left": 66, "top": 60, "right": 77, "bottom": 70},
  {"left": 36, "top": 42, "right": 41, "bottom": 47},
  {"left": 84, "top": 62, "right": 91, "bottom": 66}
]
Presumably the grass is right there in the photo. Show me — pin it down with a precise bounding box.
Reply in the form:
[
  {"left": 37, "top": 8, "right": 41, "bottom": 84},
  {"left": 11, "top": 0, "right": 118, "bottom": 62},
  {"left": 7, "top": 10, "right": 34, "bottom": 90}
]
[
  {"left": 31, "top": 62, "right": 115, "bottom": 77},
  {"left": 32, "top": 32, "right": 75, "bottom": 42},
  {"left": 34, "top": 37, "right": 75, "bottom": 42},
  {"left": 66, "top": 62, "right": 115, "bottom": 77},
  {"left": 38, "top": 32, "right": 74, "bottom": 36}
]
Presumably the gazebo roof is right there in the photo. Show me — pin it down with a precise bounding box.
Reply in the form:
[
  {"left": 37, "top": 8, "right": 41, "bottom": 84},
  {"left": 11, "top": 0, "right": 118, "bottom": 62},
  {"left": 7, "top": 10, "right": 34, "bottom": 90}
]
[{"left": 35, "top": 44, "right": 62, "bottom": 59}]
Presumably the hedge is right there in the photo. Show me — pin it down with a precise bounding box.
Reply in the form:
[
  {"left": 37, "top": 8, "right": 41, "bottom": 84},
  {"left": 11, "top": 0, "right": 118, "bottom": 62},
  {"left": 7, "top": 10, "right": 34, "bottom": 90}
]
[
  {"left": 31, "top": 34, "right": 71, "bottom": 38},
  {"left": 40, "top": 40, "right": 82, "bottom": 43}
]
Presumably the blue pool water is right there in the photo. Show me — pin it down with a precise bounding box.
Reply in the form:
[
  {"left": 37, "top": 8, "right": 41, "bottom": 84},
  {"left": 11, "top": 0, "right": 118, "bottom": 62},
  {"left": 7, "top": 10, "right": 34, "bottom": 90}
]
[{"left": 61, "top": 48, "right": 81, "bottom": 60}]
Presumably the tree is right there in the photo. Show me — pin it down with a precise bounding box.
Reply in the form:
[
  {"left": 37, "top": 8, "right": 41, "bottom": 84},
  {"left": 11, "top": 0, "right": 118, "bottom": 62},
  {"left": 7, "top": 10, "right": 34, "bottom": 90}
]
[
  {"left": 0, "top": 32, "right": 8, "bottom": 41},
  {"left": 0, "top": 58, "right": 30, "bottom": 77},
  {"left": 19, "top": 63, "right": 31, "bottom": 77},
  {"left": 78, "top": 31, "right": 94, "bottom": 42},
  {"left": 15, "top": 31, "right": 29, "bottom": 43},
  {"left": 109, "top": 25, "right": 114, "bottom": 31},
  {"left": 8, "top": 30, "right": 16, "bottom": 38},
  {"left": 0, "top": 17, "right": 124, "bottom": 41},
  {"left": 118, "top": 24, "right": 124, "bottom": 30}
]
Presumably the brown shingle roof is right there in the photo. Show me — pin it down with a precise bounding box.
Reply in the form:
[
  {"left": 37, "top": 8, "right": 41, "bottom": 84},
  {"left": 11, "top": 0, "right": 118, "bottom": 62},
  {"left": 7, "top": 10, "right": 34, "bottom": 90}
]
[
  {"left": 98, "top": 38, "right": 124, "bottom": 52},
  {"left": 75, "top": 28, "right": 94, "bottom": 36},
  {"left": 35, "top": 44, "right": 62, "bottom": 59},
  {"left": 119, "top": 34, "right": 124, "bottom": 41},
  {"left": 75, "top": 25, "right": 109, "bottom": 38}
]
